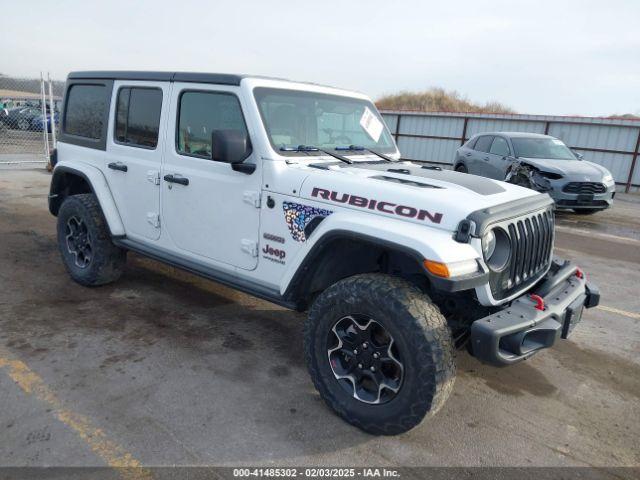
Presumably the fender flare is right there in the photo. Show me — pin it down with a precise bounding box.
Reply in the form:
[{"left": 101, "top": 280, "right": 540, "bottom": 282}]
[
  {"left": 49, "top": 163, "right": 125, "bottom": 237},
  {"left": 280, "top": 216, "right": 486, "bottom": 302},
  {"left": 282, "top": 229, "right": 425, "bottom": 301}
]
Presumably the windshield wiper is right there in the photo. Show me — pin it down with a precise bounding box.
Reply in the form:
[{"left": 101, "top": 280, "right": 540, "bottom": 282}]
[
  {"left": 280, "top": 145, "right": 352, "bottom": 165},
  {"left": 335, "top": 145, "right": 395, "bottom": 162}
]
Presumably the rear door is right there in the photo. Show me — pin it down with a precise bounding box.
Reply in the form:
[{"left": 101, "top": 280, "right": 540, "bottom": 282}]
[
  {"left": 106, "top": 81, "right": 168, "bottom": 241},
  {"left": 457, "top": 137, "right": 477, "bottom": 168},
  {"left": 468, "top": 135, "right": 494, "bottom": 175}
]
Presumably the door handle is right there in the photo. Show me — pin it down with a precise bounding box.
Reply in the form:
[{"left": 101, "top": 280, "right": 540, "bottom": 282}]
[
  {"left": 465, "top": 153, "right": 471, "bottom": 157},
  {"left": 163, "top": 174, "right": 189, "bottom": 186},
  {"left": 108, "top": 162, "right": 128, "bottom": 172},
  {"left": 483, "top": 157, "right": 489, "bottom": 161}
]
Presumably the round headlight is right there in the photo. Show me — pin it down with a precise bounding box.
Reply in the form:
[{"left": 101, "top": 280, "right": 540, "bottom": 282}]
[
  {"left": 482, "top": 228, "right": 511, "bottom": 271},
  {"left": 482, "top": 229, "right": 496, "bottom": 259}
]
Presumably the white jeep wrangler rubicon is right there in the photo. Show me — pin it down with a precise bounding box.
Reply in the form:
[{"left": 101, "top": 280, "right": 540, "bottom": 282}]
[{"left": 49, "top": 71, "right": 599, "bottom": 435}]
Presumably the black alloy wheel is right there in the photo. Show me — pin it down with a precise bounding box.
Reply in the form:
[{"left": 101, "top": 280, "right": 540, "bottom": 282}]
[
  {"left": 327, "top": 314, "right": 404, "bottom": 404},
  {"left": 65, "top": 216, "right": 93, "bottom": 268}
]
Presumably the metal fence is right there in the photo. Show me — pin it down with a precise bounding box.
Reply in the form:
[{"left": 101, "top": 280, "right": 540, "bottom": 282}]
[
  {"left": 381, "top": 110, "right": 640, "bottom": 193},
  {"left": 0, "top": 74, "right": 61, "bottom": 166}
]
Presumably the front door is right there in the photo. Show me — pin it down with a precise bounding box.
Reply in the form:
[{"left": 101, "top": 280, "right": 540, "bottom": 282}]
[
  {"left": 106, "top": 81, "right": 168, "bottom": 241},
  {"left": 161, "top": 84, "right": 261, "bottom": 270},
  {"left": 486, "top": 136, "right": 512, "bottom": 179}
]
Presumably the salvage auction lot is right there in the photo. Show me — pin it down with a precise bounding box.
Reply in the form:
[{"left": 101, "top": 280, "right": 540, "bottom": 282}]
[{"left": 0, "top": 168, "right": 638, "bottom": 470}]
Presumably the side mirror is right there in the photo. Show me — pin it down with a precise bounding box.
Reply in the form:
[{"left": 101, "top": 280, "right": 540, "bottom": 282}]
[
  {"left": 211, "top": 129, "right": 255, "bottom": 173},
  {"left": 573, "top": 151, "right": 584, "bottom": 160}
]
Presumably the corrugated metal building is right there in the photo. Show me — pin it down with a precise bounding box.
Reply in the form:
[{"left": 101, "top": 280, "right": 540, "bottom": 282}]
[{"left": 380, "top": 111, "right": 640, "bottom": 192}]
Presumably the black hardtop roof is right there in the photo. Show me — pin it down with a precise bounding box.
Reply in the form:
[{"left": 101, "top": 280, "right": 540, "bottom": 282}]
[
  {"left": 68, "top": 71, "right": 245, "bottom": 86},
  {"left": 67, "top": 71, "right": 350, "bottom": 91}
]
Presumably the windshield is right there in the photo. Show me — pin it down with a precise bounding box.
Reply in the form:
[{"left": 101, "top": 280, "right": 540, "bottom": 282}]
[
  {"left": 512, "top": 137, "right": 577, "bottom": 160},
  {"left": 253, "top": 87, "right": 396, "bottom": 155}
]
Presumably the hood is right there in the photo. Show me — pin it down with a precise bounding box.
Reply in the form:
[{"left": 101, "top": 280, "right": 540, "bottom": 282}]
[
  {"left": 519, "top": 157, "right": 609, "bottom": 180},
  {"left": 297, "top": 160, "right": 541, "bottom": 233}
]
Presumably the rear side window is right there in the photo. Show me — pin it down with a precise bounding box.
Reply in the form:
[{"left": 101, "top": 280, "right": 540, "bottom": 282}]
[
  {"left": 176, "top": 91, "right": 247, "bottom": 159},
  {"left": 474, "top": 135, "right": 494, "bottom": 153},
  {"left": 115, "top": 87, "right": 163, "bottom": 148},
  {"left": 489, "top": 136, "right": 510, "bottom": 156},
  {"left": 64, "top": 84, "right": 107, "bottom": 139}
]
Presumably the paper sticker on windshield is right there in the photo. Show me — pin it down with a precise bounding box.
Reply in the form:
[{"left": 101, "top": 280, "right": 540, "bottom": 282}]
[{"left": 360, "top": 107, "right": 383, "bottom": 142}]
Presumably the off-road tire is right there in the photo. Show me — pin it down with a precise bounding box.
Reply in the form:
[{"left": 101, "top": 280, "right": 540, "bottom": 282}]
[
  {"left": 304, "top": 274, "right": 456, "bottom": 435},
  {"left": 573, "top": 208, "right": 601, "bottom": 215},
  {"left": 455, "top": 164, "right": 468, "bottom": 173},
  {"left": 57, "top": 194, "right": 127, "bottom": 286}
]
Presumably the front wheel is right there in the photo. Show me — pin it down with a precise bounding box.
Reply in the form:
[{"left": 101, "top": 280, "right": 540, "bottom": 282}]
[
  {"left": 455, "top": 164, "right": 468, "bottom": 173},
  {"left": 304, "top": 274, "right": 456, "bottom": 435}
]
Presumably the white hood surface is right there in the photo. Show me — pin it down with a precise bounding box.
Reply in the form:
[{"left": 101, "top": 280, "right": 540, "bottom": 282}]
[{"left": 297, "top": 160, "right": 541, "bottom": 233}]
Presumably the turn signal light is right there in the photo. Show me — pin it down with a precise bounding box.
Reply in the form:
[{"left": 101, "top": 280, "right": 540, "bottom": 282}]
[{"left": 423, "top": 260, "right": 449, "bottom": 278}]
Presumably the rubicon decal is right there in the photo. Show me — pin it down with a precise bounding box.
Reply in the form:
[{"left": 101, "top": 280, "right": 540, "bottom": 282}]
[{"left": 311, "top": 188, "right": 443, "bottom": 224}]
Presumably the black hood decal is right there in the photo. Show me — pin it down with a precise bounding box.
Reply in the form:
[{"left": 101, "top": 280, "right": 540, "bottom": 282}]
[{"left": 346, "top": 162, "right": 506, "bottom": 195}]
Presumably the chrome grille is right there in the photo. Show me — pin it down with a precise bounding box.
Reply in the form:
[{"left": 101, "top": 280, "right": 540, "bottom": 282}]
[
  {"left": 562, "top": 182, "right": 606, "bottom": 194},
  {"left": 489, "top": 208, "right": 555, "bottom": 300}
]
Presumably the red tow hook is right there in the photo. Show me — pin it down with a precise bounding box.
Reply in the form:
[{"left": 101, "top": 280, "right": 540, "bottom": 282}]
[
  {"left": 530, "top": 294, "right": 545, "bottom": 311},
  {"left": 575, "top": 267, "right": 585, "bottom": 279}
]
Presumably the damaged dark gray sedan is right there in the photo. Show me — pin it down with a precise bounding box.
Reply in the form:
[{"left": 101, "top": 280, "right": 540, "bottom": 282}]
[{"left": 454, "top": 132, "right": 616, "bottom": 214}]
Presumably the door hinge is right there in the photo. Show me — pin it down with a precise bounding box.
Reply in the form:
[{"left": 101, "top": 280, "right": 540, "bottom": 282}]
[
  {"left": 243, "top": 190, "right": 261, "bottom": 208},
  {"left": 241, "top": 239, "right": 258, "bottom": 257},
  {"left": 147, "top": 212, "right": 160, "bottom": 228},
  {"left": 147, "top": 170, "right": 161, "bottom": 185}
]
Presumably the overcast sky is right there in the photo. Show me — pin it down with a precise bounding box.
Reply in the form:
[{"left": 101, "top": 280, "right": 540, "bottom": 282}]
[{"left": 2, "top": 0, "right": 639, "bottom": 116}]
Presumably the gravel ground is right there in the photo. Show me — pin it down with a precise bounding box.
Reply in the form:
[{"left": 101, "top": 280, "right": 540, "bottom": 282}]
[{"left": 0, "top": 168, "right": 638, "bottom": 475}]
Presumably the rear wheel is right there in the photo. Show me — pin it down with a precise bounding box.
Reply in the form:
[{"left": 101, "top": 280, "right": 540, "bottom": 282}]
[
  {"left": 455, "top": 164, "right": 468, "bottom": 173},
  {"left": 57, "top": 194, "right": 127, "bottom": 286},
  {"left": 304, "top": 274, "right": 455, "bottom": 435}
]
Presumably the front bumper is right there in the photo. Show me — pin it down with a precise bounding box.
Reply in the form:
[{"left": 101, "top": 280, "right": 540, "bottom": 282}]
[
  {"left": 470, "top": 259, "right": 599, "bottom": 366},
  {"left": 550, "top": 185, "right": 615, "bottom": 210}
]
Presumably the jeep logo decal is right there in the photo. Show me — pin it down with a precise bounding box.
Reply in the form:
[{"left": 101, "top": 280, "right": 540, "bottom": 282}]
[
  {"left": 262, "top": 244, "right": 286, "bottom": 264},
  {"left": 311, "top": 187, "right": 443, "bottom": 224}
]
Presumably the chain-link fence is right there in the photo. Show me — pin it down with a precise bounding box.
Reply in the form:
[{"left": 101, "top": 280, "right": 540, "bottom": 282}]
[{"left": 0, "top": 73, "right": 63, "bottom": 166}]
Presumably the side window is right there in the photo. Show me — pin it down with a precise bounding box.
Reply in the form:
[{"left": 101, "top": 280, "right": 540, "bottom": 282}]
[
  {"left": 489, "top": 136, "right": 510, "bottom": 156},
  {"left": 474, "top": 135, "right": 494, "bottom": 153},
  {"left": 176, "top": 91, "right": 247, "bottom": 159},
  {"left": 64, "top": 84, "right": 107, "bottom": 139},
  {"left": 114, "top": 87, "right": 162, "bottom": 148},
  {"left": 466, "top": 137, "right": 478, "bottom": 149}
]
